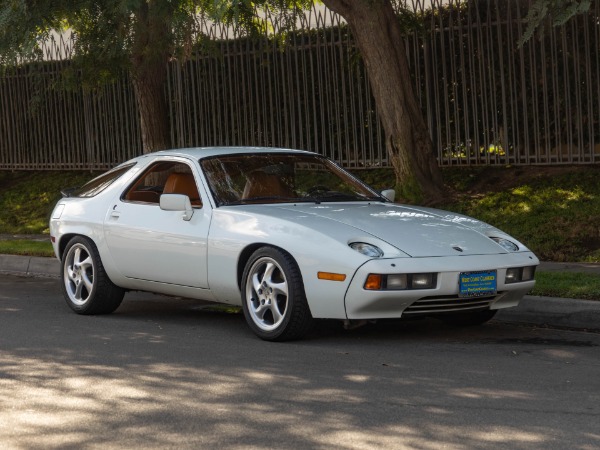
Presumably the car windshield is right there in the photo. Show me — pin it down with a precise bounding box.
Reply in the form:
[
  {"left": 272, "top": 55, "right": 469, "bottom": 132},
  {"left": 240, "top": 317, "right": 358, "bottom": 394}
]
[{"left": 200, "top": 153, "right": 383, "bottom": 207}]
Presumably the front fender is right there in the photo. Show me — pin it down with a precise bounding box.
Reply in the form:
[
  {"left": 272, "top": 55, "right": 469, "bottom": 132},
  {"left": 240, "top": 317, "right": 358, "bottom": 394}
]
[{"left": 206, "top": 209, "right": 372, "bottom": 319}]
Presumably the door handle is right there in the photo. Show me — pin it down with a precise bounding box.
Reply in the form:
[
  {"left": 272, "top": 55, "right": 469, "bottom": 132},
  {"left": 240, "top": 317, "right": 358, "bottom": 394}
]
[{"left": 109, "top": 204, "right": 121, "bottom": 218}]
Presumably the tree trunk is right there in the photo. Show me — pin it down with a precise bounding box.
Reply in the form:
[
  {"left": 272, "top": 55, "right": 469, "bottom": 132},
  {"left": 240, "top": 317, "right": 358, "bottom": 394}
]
[
  {"left": 130, "top": 1, "right": 173, "bottom": 153},
  {"left": 321, "top": 0, "right": 446, "bottom": 203},
  {"left": 131, "top": 67, "right": 170, "bottom": 153}
]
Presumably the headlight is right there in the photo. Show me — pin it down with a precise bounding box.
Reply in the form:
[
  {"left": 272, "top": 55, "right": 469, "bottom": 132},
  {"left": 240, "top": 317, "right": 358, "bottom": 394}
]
[
  {"left": 491, "top": 237, "right": 519, "bottom": 252},
  {"left": 349, "top": 242, "right": 383, "bottom": 258}
]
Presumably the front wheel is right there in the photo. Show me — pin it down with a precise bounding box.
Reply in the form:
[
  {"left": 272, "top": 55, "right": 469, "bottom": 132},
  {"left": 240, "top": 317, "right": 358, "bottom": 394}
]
[
  {"left": 241, "top": 247, "right": 313, "bottom": 341},
  {"left": 61, "top": 236, "right": 125, "bottom": 315}
]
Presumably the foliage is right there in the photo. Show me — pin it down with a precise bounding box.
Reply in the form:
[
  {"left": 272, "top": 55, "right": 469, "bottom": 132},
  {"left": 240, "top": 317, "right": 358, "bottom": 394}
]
[
  {"left": 0, "top": 0, "right": 319, "bottom": 156},
  {"left": 519, "top": 0, "right": 592, "bottom": 45},
  {"left": 445, "top": 166, "right": 600, "bottom": 263},
  {"left": 0, "top": 171, "right": 93, "bottom": 234},
  {"left": 0, "top": 0, "right": 312, "bottom": 81},
  {"left": 0, "top": 1, "right": 66, "bottom": 66}
]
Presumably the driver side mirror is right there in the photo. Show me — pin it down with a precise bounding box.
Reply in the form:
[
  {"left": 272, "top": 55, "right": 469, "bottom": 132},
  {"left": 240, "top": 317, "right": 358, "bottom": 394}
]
[
  {"left": 160, "top": 194, "right": 194, "bottom": 221},
  {"left": 381, "top": 189, "right": 395, "bottom": 202}
]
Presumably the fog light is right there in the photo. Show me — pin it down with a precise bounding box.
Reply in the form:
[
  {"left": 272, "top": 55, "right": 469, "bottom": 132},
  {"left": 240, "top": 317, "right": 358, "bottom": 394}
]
[
  {"left": 386, "top": 274, "right": 408, "bottom": 290},
  {"left": 505, "top": 266, "right": 537, "bottom": 284},
  {"left": 505, "top": 268, "right": 521, "bottom": 283},
  {"left": 411, "top": 273, "right": 434, "bottom": 289},
  {"left": 522, "top": 266, "right": 536, "bottom": 281}
]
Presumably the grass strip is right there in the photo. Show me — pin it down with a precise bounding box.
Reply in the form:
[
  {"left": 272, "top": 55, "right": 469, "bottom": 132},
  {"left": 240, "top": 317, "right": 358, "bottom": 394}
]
[
  {"left": 531, "top": 271, "right": 600, "bottom": 301},
  {"left": 0, "top": 240, "right": 54, "bottom": 258}
]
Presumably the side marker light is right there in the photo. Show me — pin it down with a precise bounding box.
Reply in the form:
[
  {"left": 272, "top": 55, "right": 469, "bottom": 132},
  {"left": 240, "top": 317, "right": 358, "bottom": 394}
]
[{"left": 318, "top": 272, "right": 347, "bottom": 282}]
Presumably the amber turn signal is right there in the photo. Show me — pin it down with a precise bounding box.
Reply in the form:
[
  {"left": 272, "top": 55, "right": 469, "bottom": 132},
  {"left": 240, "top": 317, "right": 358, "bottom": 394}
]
[
  {"left": 318, "top": 272, "right": 347, "bottom": 282},
  {"left": 364, "top": 274, "right": 383, "bottom": 290}
]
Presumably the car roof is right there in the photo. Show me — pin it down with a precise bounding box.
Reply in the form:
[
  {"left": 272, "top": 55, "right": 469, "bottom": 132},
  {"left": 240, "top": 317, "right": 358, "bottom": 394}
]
[{"left": 132, "top": 146, "right": 316, "bottom": 162}]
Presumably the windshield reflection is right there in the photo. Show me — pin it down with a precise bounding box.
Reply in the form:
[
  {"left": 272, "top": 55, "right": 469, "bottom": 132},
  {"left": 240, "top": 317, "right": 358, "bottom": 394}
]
[{"left": 201, "top": 153, "right": 383, "bottom": 207}]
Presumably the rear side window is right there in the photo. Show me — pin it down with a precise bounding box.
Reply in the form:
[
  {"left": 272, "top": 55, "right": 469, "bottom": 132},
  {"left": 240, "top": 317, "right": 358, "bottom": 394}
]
[{"left": 70, "top": 163, "right": 136, "bottom": 198}]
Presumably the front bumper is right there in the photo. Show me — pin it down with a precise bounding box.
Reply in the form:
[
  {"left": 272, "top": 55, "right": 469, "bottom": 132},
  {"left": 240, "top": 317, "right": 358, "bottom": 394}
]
[{"left": 344, "top": 252, "right": 538, "bottom": 320}]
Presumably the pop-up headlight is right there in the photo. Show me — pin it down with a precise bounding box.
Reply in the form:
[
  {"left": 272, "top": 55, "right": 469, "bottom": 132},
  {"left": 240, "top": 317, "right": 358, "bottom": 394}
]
[
  {"left": 349, "top": 242, "right": 383, "bottom": 258},
  {"left": 491, "top": 237, "right": 519, "bottom": 252}
]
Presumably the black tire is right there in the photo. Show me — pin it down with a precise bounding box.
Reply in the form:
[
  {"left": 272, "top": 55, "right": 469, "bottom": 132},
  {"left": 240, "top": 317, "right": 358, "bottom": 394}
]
[
  {"left": 440, "top": 309, "right": 497, "bottom": 327},
  {"left": 241, "top": 246, "right": 314, "bottom": 341},
  {"left": 61, "top": 236, "right": 125, "bottom": 315}
]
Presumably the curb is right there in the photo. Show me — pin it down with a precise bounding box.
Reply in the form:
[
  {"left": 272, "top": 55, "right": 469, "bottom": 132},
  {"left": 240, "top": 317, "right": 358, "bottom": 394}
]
[
  {"left": 495, "top": 296, "right": 600, "bottom": 332},
  {"left": 537, "top": 261, "right": 600, "bottom": 275},
  {"left": 0, "top": 254, "right": 60, "bottom": 278},
  {"left": 1, "top": 254, "right": 599, "bottom": 332}
]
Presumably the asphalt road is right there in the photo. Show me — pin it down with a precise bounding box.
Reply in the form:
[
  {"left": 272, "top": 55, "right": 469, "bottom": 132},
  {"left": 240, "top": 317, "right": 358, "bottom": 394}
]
[{"left": 1, "top": 275, "right": 599, "bottom": 449}]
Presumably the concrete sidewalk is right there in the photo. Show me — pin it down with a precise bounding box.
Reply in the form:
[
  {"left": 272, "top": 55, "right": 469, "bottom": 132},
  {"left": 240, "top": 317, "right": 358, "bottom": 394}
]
[
  {"left": 1, "top": 251, "right": 599, "bottom": 332},
  {"left": 0, "top": 254, "right": 60, "bottom": 278}
]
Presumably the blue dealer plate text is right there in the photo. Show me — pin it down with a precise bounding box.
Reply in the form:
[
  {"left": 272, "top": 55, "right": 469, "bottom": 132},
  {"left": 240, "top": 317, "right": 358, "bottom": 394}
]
[{"left": 459, "top": 270, "right": 497, "bottom": 298}]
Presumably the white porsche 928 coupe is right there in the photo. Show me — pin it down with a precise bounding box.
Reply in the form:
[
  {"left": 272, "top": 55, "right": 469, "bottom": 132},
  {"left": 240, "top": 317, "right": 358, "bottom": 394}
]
[{"left": 50, "top": 147, "right": 538, "bottom": 341}]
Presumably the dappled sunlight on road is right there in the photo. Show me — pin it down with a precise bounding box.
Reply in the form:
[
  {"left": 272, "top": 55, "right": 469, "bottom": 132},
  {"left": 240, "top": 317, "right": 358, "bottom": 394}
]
[
  {"left": 1, "top": 346, "right": 595, "bottom": 449},
  {"left": 1, "top": 276, "right": 599, "bottom": 448},
  {"left": 448, "top": 388, "right": 533, "bottom": 400}
]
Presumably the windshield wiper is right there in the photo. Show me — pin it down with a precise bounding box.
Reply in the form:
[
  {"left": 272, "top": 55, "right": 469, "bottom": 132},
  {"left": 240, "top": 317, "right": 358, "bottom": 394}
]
[
  {"left": 224, "top": 196, "right": 299, "bottom": 206},
  {"left": 307, "top": 192, "right": 382, "bottom": 202}
]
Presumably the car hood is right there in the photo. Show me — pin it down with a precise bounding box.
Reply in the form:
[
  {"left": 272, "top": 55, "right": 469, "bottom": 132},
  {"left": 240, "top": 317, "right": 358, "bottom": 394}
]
[{"left": 258, "top": 202, "right": 522, "bottom": 257}]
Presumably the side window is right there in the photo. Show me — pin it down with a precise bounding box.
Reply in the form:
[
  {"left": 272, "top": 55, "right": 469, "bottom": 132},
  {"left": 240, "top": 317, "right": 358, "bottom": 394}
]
[
  {"left": 71, "top": 163, "right": 136, "bottom": 198},
  {"left": 122, "top": 161, "right": 202, "bottom": 208}
]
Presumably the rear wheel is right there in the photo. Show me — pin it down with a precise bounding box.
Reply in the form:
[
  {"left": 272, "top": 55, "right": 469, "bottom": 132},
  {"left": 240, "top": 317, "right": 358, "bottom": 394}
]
[
  {"left": 242, "top": 247, "right": 313, "bottom": 341},
  {"left": 440, "top": 309, "right": 497, "bottom": 327},
  {"left": 61, "top": 236, "right": 125, "bottom": 314}
]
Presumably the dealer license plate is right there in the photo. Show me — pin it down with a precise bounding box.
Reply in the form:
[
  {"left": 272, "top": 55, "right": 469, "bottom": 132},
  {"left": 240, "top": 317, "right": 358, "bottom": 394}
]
[{"left": 459, "top": 270, "right": 497, "bottom": 298}]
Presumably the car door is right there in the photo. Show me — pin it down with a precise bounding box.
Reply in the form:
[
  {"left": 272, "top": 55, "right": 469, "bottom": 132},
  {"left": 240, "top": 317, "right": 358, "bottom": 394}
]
[{"left": 103, "top": 157, "right": 211, "bottom": 289}]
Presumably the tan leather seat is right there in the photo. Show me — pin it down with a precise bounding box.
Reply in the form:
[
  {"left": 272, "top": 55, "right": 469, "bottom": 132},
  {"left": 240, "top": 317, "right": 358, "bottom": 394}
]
[
  {"left": 242, "top": 172, "right": 294, "bottom": 200},
  {"left": 163, "top": 172, "right": 202, "bottom": 207}
]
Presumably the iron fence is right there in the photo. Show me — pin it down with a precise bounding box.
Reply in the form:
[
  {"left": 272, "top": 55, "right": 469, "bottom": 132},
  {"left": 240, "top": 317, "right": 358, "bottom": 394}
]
[{"left": 0, "top": 0, "right": 598, "bottom": 170}]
